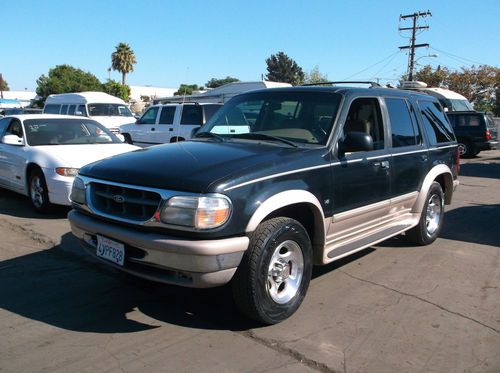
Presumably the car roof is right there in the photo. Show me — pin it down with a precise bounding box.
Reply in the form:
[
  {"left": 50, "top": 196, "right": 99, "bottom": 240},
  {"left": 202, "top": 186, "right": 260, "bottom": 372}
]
[
  {"left": 242, "top": 85, "right": 435, "bottom": 100},
  {"left": 4, "top": 114, "right": 96, "bottom": 121}
]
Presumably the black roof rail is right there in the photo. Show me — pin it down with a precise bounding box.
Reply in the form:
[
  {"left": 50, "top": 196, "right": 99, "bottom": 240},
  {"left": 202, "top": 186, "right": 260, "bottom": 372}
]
[{"left": 301, "top": 81, "right": 382, "bottom": 88}]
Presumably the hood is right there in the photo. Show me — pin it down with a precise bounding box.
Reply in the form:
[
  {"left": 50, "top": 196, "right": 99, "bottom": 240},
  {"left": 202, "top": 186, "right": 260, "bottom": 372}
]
[
  {"left": 90, "top": 116, "right": 136, "bottom": 128},
  {"left": 33, "top": 143, "right": 139, "bottom": 168},
  {"left": 79, "top": 141, "right": 313, "bottom": 193}
]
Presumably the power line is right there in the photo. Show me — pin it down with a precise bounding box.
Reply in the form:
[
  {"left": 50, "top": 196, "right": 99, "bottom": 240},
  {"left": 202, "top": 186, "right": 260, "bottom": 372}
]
[
  {"left": 430, "top": 47, "right": 491, "bottom": 67},
  {"left": 341, "top": 51, "right": 401, "bottom": 80}
]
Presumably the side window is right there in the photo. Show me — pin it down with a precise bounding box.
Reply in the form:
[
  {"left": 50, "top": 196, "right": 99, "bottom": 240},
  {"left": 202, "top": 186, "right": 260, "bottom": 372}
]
[
  {"left": 342, "top": 97, "right": 385, "bottom": 150},
  {"left": 158, "top": 106, "right": 176, "bottom": 124},
  {"left": 68, "top": 105, "right": 76, "bottom": 115},
  {"left": 418, "top": 100, "right": 455, "bottom": 145},
  {"left": 0, "top": 118, "right": 12, "bottom": 136},
  {"left": 203, "top": 105, "right": 222, "bottom": 123},
  {"left": 386, "top": 98, "right": 418, "bottom": 148},
  {"left": 44, "top": 104, "right": 60, "bottom": 114},
  {"left": 180, "top": 105, "right": 203, "bottom": 125},
  {"left": 139, "top": 107, "right": 159, "bottom": 124},
  {"left": 6, "top": 120, "right": 24, "bottom": 138},
  {"left": 75, "top": 105, "right": 87, "bottom": 116},
  {"left": 60, "top": 105, "right": 68, "bottom": 114}
]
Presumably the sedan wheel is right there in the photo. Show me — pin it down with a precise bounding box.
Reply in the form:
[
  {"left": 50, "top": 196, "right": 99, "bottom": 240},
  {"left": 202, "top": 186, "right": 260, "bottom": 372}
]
[{"left": 29, "top": 169, "right": 51, "bottom": 213}]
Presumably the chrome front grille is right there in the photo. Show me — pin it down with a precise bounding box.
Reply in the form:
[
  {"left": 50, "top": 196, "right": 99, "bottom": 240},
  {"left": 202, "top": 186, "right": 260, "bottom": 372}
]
[{"left": 90, "top": 182, "right": 161, "bottom": 222}]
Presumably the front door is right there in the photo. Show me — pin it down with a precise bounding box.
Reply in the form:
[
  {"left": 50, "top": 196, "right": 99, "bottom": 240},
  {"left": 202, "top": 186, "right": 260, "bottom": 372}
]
[
  {"left": 1, "top": 119, "right": 27, "bottom": 191},
  {"left": 131, "top": 106, "right": 159, "bottom": 146}
]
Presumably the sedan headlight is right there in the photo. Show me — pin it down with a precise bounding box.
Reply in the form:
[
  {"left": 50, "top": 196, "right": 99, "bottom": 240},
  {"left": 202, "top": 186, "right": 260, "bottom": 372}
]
[
  {"left": 70, "top": 177, "right": 86, "bottom": 204},
  {"left": 160, "top": 195, "right": 231, "bottom": 229},
  {"left": 56, "top": 167, "right": 80, "bottom": 177}
]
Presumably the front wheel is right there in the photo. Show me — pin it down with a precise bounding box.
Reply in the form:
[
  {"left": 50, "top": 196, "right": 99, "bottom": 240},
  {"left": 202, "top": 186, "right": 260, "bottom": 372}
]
[
  {"left": 29, "top": 168, "right": 52, "bottom": 213},
  {"left": 231, "top": 217, "right": 313, "bottom": 324},
  {"left": 406, "top": 181, "right": 444, "bottom": 245}
]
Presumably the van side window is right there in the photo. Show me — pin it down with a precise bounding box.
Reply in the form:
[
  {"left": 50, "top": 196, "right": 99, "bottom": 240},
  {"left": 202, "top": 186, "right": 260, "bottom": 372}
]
[
  {"left": 386, "top": 98, "right": 418, "bottom": 148},
  {"left": 68, "top": 105, "right": 76, "bottom": 115},
  {"left": 159, "top": 107, "right": 176, "bottom": 125},
  {"left": 181, "top": 105, "right": 203, "bottom": 125},
  {"left": 44, "top": 104, "right": 61, "bottom": 114},
  {"left": 342, "top": 97, "right": 385, "bottom": 150},
  {"left": 60, "top": 105, "right": 68, "bottom": 115},
  {"left": 140, "top": 107, "right": 159, "bottom": 124},
  {"left": 418, "top": 100, "right": 455, "bottom": 144},
  {"left": 75, "top": 105, "right": 87, "bottom": 116}
]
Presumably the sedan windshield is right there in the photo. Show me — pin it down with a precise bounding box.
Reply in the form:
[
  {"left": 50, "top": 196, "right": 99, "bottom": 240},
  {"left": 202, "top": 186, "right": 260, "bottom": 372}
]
[
  {"left": 24, "top": 118, "right": 121, "bottom": 146},
  {"left": 200, "top": 91, "right": 342, "bottom": 146},
  {"left": 88, "top": 103, "right": 133, "bottom": 117}
]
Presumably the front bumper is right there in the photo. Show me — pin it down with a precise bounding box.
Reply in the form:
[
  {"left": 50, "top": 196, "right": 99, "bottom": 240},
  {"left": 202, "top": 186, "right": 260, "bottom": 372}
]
[
  {"left": 68, "top": 210, "right": 249, "bottom": 288},
  {"left": 43, "top": 168, "right": 74, "bottom": 206}
]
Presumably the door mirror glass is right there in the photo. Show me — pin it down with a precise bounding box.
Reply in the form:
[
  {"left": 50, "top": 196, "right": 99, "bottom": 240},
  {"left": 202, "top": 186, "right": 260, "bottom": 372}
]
[
  {"left": 338, "top": 131, "right": 373, "bottom": 155},
  {"left": 2, "top": 134, "right": 25, "bottom": 146}
]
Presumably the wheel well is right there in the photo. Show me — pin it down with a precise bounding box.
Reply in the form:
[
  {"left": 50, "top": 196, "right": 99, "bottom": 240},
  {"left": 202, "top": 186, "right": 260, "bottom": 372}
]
[
  {"left": 263, "top": 203, "right": 325, "bottom": 265},
  {"left": 170, "top": 137, "right": 185, "bottom": 143},
  {"left": 25, "top": 163, "right": 41, "bottom": 190},
  {"left": 434, "top": 173, "right": 453, "bottom": 205}
]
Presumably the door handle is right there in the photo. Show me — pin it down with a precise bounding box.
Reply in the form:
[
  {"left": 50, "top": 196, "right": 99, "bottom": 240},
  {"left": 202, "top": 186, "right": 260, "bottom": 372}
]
[
  {"left": 169, "top": 128, "right": 173, "bottom": 131},
  {"left": 151, "top": 128, "right": 155, "bottom": 131},
  {"left": 374, "top": 160, "right": 390, "bottom": 169}
]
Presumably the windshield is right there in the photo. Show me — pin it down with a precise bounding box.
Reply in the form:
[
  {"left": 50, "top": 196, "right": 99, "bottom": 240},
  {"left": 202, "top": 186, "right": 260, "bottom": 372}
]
[
  {"left": 449, "top": 99, "right": 474, "bottom": 111},
  {"left": 200, "top": 91, "right": 342, "bottom": 146},
  {"left": 88, "top": 103, "right": 133, "bottom": 117},
  {"left": 24, "top": 118, "right": 122, "bottom": 146}
]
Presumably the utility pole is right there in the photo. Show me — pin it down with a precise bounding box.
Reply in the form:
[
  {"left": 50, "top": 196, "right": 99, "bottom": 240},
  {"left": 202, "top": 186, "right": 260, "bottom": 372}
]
[{"left": 399, "top": 10, "right": 432, "bottom": 81}]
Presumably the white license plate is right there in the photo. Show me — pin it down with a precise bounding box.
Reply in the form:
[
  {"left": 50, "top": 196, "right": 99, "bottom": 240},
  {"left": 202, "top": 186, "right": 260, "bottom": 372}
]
[{"left": 96, "top": 235, "right": 125, "bottom": 266}]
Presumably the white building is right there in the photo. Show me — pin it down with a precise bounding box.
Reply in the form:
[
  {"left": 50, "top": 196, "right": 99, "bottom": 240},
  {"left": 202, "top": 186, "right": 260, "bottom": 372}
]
[
  {"left": 0, "top": 90, "right": 37, "bottom": 107},
  {"left": 129, "top": 86, "right": 177, "bottom": 103}
]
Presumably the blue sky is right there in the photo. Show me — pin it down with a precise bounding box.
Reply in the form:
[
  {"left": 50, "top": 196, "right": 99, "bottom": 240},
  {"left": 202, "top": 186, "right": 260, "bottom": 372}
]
[{"left": 3, "top": 0, "right": 499, "bottom": 91}]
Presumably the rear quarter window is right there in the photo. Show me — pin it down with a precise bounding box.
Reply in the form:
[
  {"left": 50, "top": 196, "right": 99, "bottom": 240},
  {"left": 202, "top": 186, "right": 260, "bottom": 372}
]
[{"left": 418, "top": 100, "right": 456, "bottom": 145}]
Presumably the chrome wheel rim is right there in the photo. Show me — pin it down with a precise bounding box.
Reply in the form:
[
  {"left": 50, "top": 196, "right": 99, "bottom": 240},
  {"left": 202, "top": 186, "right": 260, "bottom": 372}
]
[
  {"left": 267, "top": 240, "right": 304, "bottom": 304},
  {"left": 30, "top": 176, "right": 44, "bottom": 208},
  {"left": 426, "top": 194, "right": 442, "bottom": 235},
  {"left": 458, "top": 143, "right": 467, "bottom": 156}
]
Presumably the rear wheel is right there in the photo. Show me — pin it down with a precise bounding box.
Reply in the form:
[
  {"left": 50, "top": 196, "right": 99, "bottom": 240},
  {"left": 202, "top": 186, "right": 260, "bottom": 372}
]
[
  {"left": 406, "top": 181, "right": 444, "bottom": 245},
  {"left": 29, "top": 168, "right": 51, "bottom": 213},
  {"left": 231, "top": 217, "right": 313, "bottom": 324},
  {"left": 122, "top": 133, "right": 133, "bottom": 144},
  {"left": 458, "top": 140, "right": 474, "bottom": 158}
]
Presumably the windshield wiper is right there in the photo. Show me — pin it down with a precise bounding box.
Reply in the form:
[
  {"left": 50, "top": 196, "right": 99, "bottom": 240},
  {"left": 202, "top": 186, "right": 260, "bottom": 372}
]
[
  {"left": 231, "top": 133, "right": 299, "bottom": 148},
  {"left": 194, "top": 132, "right": 226, "bottom": 142}
]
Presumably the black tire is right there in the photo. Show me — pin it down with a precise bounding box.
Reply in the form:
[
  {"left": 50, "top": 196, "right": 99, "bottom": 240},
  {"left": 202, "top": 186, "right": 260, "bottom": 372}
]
[
  {"left": 170, "top": 137, "right": 185, "bottom": 143},
  {"left": 231, "top": 217, "right": 313, "bottom": 324},
  {"left": 28, "top": 168, "right": 52, "bottom": 213},
  {"left": 406, "top": 181, "right": 444, "bottom": 246},
  {"left": 122, "top": 133, "right": 133, "bottom": 144},
  {"left": 458, "top": 140, "right": 474, "bottom": 158}
]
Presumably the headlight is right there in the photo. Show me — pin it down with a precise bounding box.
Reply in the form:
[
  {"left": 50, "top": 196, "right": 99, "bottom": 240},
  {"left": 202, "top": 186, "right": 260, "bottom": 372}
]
[
  {"left": 160, "top": 195, "right": 231, "bottom": 229},
  {"left": 70, "top": 177, "right": 86, "bottom": 204},
  {"left": 56, "top": 167, "right": 80, "bottom": 177}
]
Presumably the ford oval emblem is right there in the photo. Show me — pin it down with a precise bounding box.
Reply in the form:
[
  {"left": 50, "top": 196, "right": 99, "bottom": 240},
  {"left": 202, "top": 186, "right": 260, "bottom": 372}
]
[{"left": 112, "top": 195, "right": 125, "bottom": 203}]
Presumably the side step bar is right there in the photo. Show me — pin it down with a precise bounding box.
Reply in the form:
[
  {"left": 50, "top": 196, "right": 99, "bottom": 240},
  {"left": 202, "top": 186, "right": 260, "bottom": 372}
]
[{"left": 327, "top": 224, "right": 411, "bottom": 259}]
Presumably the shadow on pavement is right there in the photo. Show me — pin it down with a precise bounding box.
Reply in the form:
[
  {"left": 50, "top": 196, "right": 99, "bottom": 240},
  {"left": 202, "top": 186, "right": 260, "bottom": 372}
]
[
  {"left": 440, "top": 204, "right": 500, "bottom": 247},
  {"left": 0, "top": 187, "right": 70, "bottom": 219},
  {"left": 459, "top": 159, "right": 500, "bottom": 179}
]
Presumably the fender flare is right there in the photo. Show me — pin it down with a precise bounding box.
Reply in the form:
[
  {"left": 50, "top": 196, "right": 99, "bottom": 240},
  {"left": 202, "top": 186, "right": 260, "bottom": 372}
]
[{"left": 413, "top": 164, "right": 454, "bottom": 213}]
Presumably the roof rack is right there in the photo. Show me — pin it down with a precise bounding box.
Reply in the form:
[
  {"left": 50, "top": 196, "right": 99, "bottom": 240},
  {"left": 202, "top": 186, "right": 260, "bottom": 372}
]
[{"left": 301, "top": 81, "right": 381, "bottom": 88}]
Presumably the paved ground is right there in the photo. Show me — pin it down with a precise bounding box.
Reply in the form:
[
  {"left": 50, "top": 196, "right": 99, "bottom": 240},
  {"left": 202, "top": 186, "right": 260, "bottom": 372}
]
[{"left": 0, "top": 150, "right": 499, "bottom": 373}]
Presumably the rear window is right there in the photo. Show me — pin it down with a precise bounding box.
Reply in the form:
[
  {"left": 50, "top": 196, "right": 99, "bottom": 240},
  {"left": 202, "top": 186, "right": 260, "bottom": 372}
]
[
  {"left": 159, "top": 106, "right": 176, "bottom": 124},
  {"left": 418, "top": 100, "right": 456, "bottom": 145},
  {"left": 386, "top": 98, "right": 419, "bottom": 147},
  {"left": 181, "top": 105, "right": 203, "bottom": 125}
]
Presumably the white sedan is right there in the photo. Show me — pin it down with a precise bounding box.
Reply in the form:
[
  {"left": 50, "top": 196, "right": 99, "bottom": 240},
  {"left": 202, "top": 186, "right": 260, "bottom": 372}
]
[{"left": 0, "top": 114, "right": 139, "bottom": 212}]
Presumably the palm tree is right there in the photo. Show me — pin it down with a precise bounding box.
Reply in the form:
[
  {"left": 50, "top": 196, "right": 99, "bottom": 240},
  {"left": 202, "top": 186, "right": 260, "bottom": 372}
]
[{"left": 111, "top": 43, "right": 137, "bottom": 85}]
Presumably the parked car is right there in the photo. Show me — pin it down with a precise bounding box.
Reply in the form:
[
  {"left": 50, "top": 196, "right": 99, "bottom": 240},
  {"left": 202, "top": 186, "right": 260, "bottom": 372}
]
[
  {"left": 0, "top": 114, "right": 139, "bottom": 212},
  {"left": 118, "top": 103, "right": 222, "bottom": 146},
  {"left": 0, "top": 108, "right": 43, "bottom": 116},
  {"left": 446, "top": 111, "right": 498, "bottom": 157},
  {"left": 68, "top": 86, "right": 459, "bottom": 324},
  {"left": 43, "top": 92, "right": 135, "bottom": 133}
]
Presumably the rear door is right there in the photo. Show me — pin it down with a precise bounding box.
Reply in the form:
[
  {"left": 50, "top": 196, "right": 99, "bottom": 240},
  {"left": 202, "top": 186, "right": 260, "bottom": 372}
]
[
  {"left": 153, "top": 105, "right": 177, "bottom": 143},
  {"left": 176, "top": 105, "right": 203, "bottom": 140},
  {"left": 385, "top": 97, "right": 429, "bottom": 203}
]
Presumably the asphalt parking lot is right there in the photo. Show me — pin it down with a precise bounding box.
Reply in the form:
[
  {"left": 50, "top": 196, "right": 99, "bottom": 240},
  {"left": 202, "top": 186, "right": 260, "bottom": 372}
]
[{"left": 1, "top": 150, "right": 499, "bottom": 373}]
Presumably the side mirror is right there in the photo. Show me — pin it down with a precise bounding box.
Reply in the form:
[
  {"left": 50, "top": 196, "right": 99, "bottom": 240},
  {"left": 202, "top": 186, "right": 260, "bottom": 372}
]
[
  {"left": 2, "top": 134, "right": 25, "bottom": 146},
  {"left": 338, "top": 131, "right": 373, "bottom": 155},
  {"left": 191, "top": 127, "right": 201, "bottom": 137}
]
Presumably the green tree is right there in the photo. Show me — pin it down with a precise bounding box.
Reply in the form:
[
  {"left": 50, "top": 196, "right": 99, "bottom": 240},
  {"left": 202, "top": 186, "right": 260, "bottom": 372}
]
[
  {"left": 304, "top": 66, "right": 329, "bottom": 84},
  {"left": 111, "top": 42, "right": 137, "bottom": 85},
  {"left": 36, "top": 65, "right": 103, "bottom": 102},
  {"left": 102, "top": 79, "right": 130, "bottom": 101},
  {"left": 206, "top": 76, "right": 240, "bottom": 88},
  {"left": 0, "top": 74, "right": 9, "bottom": 91},
  {"left": 414, "top": 65, "right": 450, "bottom": 87},
  {"left": 174, "top": 84, "right": 203, "bottom": 96},
  {"left": 265, "top": 51, "right": 305, "bottom": 86}
]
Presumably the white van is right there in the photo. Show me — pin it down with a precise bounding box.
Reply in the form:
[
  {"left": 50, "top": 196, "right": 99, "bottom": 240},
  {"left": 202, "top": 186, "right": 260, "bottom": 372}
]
[
  {"left": 400, "top": 81, "right": 474, "bottom": 111},
  {"left": 43, "top": 92, "right": 135, "bottom": 132}
]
